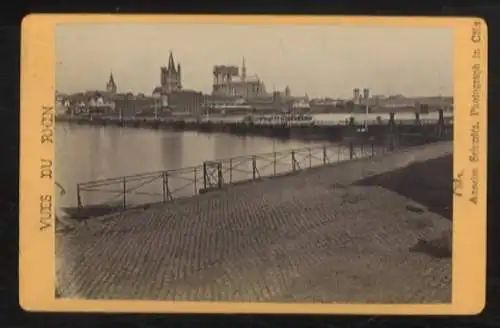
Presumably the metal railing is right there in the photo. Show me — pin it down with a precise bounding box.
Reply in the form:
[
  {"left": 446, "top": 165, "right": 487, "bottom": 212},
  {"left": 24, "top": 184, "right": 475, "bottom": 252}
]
[{"left": 75, "top": 141, "right": 391, "bottom": 215}]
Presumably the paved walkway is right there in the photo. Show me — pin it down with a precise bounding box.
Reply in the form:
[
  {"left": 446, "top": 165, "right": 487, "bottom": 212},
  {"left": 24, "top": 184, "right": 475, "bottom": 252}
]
[{"left": 56, "top": 142, "right": 452, "bottom": 303}]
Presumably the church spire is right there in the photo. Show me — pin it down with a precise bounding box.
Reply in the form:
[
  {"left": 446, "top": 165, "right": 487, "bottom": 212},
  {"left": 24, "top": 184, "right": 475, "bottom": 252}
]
[
  {"left": 106, "top": 71, "right": 117, "bottom": 93},
  {"left": 168, "top": 50, "right": 176, "bottom": 72}
]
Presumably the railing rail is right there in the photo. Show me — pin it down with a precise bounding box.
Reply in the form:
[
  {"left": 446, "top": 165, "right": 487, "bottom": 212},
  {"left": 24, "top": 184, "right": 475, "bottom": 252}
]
[{"left": 74, "top": 140, "right": 402, "bottom": 217}]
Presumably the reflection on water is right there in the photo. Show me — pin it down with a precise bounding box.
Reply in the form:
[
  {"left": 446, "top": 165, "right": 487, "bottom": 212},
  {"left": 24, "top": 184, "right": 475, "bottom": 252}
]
[{"left": 55, "top": 123, "right": 331, "bottom": 209}]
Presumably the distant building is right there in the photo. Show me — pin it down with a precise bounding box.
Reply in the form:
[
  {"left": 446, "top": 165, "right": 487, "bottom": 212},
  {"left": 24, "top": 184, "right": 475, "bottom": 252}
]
[
  {"left": 113, "top": 93, "right": 156, "bottom": 117},
  {"left": 167, "top": 90, "right": 203, "bottom": 115},
  {"left": 58, "top": 72, "right": 119, "bottom": 115},
  {"left": 202, "top": 91, "right": 309, "bottom": 115},
  {"left": 152, "top": 87, "right": 203, "bottom": 116},
  {"left": 358, "top": 95, "right": 454, "bottom": 114},
  {"left": 309, "top": 98, "right": 343, "bottom": 113},
  {"left": 205, "top": 58, "right": 302, "bottom": 114},
  {"left": 106, "top": 72, "right": 117, "bottom": 94},
  {"left": 149, "top": 51, "right": 203, "bottom": 116},
  {"left": 212, "top": 58, "right": 268, "bottom": 98},
  {"left": 55, "top": 93, "right": 69, "bottom": 115},
  {"left": 61, "top": 91, "right": 113, "bottom": 115},
  {"left": 160, "top": 51, "right": 182, "bottom": 93}
]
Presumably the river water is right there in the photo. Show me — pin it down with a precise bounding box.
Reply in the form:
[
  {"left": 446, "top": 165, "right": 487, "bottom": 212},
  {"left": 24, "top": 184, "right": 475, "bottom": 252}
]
[{"left": 55, "top": 123, "right": 339, "bottom": 211}]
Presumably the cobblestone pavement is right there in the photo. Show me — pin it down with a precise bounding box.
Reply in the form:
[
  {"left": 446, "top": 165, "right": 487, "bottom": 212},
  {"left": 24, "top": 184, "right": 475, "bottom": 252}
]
[{"left": 56, "top": 142, "right": 452, "bottom": 303}]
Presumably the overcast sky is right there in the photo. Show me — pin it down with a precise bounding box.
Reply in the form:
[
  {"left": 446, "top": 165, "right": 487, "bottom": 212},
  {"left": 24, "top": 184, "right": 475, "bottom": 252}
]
[{"left": 56, "top": 23, "right": 453, "bottom": 98}]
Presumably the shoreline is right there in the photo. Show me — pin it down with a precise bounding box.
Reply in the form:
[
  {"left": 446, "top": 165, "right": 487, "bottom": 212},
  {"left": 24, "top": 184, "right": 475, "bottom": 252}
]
[{"left": 55, "top": 112, "right": 452, "bottom": 144}]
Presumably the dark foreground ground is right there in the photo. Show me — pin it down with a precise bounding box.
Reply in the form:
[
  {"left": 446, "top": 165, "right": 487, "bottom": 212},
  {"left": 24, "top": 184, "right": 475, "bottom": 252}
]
[
  {"left": 355, "top": 154, "right": 452, "bottom": 221},
  {"left": 56, "top": 141, "right": 453, "bottom": 303}
]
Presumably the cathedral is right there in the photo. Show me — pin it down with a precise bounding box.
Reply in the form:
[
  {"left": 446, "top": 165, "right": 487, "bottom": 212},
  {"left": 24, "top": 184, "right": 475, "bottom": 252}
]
[
  {"left": 160, "top": 51, "right": 182, "bottom": 93},
  {"left": 212, "top": 57, "right": 268, "bottom": 98}
]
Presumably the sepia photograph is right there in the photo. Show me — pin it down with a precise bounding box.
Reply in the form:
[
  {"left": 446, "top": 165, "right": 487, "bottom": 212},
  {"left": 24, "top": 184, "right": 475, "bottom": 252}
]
[{"left": 52, "top": 22, "right": 455, "bottom": 304}]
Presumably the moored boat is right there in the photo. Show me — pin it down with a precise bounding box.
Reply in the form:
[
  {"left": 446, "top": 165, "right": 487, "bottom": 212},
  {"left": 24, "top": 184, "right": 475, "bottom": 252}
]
[{"left": 243, "top": 113, "right": 314, "bottom": 125}]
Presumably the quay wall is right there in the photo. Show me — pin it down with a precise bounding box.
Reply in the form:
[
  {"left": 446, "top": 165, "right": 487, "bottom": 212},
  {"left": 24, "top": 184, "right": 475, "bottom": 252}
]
[{"left": 56, "top": 110, "right": 452, "bottom": 143}]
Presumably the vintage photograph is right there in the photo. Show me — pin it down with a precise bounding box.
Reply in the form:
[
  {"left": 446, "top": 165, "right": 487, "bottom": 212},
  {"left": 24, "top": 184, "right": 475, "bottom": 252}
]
[{"left": 54, "top": 22, "right": 454, "bottom": 303}]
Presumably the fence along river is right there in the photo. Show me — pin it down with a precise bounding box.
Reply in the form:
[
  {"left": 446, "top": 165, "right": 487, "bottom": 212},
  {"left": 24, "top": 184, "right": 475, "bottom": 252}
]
[
  {"left": 57, "top": 107, "right": 453, "bottom": 219},
  {"left": 55, "top": 124, "right": 353, "bottom": 215},
  {"left": 56, "top": 123, "right": 382, "bottom": 217}
]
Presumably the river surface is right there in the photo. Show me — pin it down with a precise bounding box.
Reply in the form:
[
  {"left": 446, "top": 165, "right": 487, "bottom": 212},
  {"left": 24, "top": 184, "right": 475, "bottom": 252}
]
[{"left": 55, "top": 123, "right": 338, "bottom": 212}]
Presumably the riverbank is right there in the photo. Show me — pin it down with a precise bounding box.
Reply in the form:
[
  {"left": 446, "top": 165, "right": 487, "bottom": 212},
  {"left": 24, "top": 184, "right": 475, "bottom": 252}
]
[
  {"left": 56, "top": 112, "right": 452, "bottom": 143},
  {"left": 56, "top": 141, "right": 452, "bottom": 303}
]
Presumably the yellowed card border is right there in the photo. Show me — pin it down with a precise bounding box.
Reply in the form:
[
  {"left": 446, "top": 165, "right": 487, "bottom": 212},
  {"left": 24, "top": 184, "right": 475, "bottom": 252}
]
[{"left": 19, "top": 14, "right": 487, "bottom": 315}]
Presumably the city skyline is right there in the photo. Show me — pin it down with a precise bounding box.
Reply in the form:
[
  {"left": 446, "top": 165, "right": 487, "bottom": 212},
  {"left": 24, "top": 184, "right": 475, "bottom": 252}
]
[{"left": 56, "top": 23, "right": 453, "bottom": 98}]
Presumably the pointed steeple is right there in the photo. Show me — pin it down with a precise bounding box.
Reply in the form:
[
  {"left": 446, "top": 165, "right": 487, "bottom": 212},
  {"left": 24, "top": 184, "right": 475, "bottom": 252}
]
[
  {"left": 168, "top": 51, "right": 176, "bottom": 72},
  {"left": 106, "top": 71, "right": 117, "bottom": 93}
]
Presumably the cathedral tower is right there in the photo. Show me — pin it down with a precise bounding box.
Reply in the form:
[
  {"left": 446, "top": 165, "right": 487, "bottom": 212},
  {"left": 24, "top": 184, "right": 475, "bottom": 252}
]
[{"left": 160, "top": 51, "right": 182, "bottom": 93}]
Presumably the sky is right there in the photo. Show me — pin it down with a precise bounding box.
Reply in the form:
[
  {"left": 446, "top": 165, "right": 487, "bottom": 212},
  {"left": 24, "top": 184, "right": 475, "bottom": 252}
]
[{"left": 56, "top": 23, "right": 453, "bottom": 98}]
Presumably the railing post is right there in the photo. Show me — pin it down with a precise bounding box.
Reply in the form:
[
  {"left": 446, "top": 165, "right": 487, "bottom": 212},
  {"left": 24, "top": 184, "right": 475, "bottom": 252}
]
[
  {"left": 122, "top": 177, "right": 127, "bottom": 209},
  {"left": 166, "top": 172, "right": 171, "bottom": 200},
  {"left": 437, "top": 108, "right": 444, "bottom": 138},
  {"left": 252, "top": 155, "right": 257, "bottom": 180},
  {"left": 308, "top": 148, "right": 312, "bottom": 168},
  {"left": 203, "top": 162, "right": 208, "bottom": 190},
  {"left": 162, "top": 172, "right": 167, "bottom": 202},
  {"left": 388, "top": 112, "right": 395, "bottom": 152},
  {"left": 229, "top": 158, "right": 233, "bottom": 183},
  {"left": 349, "top": 142, "right": 354, "bottom": 160},
  {"left": 273, "top": 152, "right": 277, "bottom": 176},
  {"left": 291, "top": 150, "right": 296, "bottom": 172},
  {"left": 322, "top": 145, "right": 327, "bottom": 164},
  {"left": 371, "top": 140, "right": 375, "bottom": 157},
  {"left": 76, "top": 184, "right": 82, "bottom": 209},
  {"left": 217, "top": 162, "right": 223, "bottom": 189},
  {"left": 193, "top": 167, "right": 198, "bottom": 195}
]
